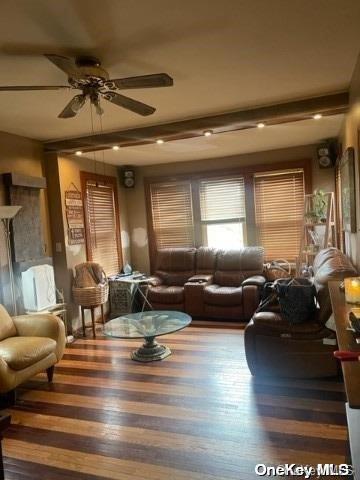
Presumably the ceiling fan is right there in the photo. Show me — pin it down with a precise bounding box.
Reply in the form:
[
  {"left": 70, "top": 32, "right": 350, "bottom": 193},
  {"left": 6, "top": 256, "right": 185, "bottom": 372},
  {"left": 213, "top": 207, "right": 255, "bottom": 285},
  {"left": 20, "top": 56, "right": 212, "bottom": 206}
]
[{"left": 0, "top": 54, "right": 173, "bottom": 118}]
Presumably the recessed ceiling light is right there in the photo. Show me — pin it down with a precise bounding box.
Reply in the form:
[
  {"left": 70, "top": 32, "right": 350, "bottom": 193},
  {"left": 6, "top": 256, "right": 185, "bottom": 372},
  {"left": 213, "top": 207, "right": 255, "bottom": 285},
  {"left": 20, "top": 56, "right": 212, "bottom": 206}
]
[
  {"left": 257, "top": 122, "right": 265, "bottom": 129},
  {"left": 112, "top": 145, "right": 120, "bottom": 150},
  {"left": 204, "top": 130, "right": 213, "bottom": 137},
  {"left": 313, "top": 113, "right": 322, "bottom": 120},
  {"left": 75, "top": 151, "right": 82, "bottom": 156},
  {"left": 156, "top": 139, "right": 164, "bottom": 144}
]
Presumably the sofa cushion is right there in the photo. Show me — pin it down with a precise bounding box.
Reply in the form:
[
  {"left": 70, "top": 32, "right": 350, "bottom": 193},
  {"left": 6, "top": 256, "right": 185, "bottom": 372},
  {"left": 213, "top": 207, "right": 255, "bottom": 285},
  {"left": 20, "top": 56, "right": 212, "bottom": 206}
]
[
  {"left": 214, "top": 247, "right": 264, "bottom": 286},
  {"left": 154, "top": 271, "right": 194, "bottom": 286},
  {"left": 195, "top": 247, "right": 217, "bottom": 274},
  {"left": 204, "top": 285, "right": 243, "bottom": 306},
  {"left": 0, "top": 305, "right": 16, "bottom": 341},
  {"left": 0, "top": 336, "right": 57, "bottom": 370},
  {"left": 155, "top": 248, "right": 196, "bottom": 272},
  {"left": 217, "top": 247, "right": 264, "bottom": 271},
  {"left": 148, "top": 286, "right": 184, "bottom": 304}
]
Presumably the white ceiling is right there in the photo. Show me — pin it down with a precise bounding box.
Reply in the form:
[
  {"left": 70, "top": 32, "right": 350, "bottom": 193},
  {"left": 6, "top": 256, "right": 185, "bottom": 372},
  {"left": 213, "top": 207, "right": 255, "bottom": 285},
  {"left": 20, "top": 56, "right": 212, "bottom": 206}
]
[{"left": 0, "top": 0, "right": 359, "bottom": 161}]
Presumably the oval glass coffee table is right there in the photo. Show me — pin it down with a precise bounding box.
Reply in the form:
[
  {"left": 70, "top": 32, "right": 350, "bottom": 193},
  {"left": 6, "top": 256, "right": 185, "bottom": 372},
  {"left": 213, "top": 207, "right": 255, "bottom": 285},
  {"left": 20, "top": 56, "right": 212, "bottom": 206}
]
[{"left": 104, "top": 311, "right": 192, "bottom": 362}]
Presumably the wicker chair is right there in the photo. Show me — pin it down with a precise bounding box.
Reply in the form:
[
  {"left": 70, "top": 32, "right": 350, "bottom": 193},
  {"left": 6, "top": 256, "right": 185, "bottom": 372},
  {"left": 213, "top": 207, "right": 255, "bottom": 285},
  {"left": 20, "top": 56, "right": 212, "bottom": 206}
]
[{"left": 72, "top": 262, "right": 109, "bottom": 338}]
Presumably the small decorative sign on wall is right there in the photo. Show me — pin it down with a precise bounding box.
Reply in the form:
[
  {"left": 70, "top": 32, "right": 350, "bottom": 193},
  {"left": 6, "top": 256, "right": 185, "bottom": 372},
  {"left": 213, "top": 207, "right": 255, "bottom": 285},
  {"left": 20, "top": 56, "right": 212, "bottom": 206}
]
[{"left": 65, "top": 186, "right": 85, "bottom": 245}]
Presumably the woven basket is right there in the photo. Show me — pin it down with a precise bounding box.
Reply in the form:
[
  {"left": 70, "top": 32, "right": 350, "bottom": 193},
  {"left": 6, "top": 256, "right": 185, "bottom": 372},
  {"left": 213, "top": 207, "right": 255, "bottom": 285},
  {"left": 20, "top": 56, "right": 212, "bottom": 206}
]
[
  {"left": 72, "top": 282, "right": 109, "bottom": 307},
  {"left": 264, "top": 259, "right": 292, "bottom": 281}
]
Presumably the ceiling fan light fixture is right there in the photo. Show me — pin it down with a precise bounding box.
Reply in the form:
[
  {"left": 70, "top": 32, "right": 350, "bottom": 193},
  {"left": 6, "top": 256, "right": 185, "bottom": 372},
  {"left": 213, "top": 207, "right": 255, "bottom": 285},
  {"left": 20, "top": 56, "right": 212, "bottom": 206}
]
[
  {"left": 313, "top": 113, "right": 322, "bottom": 120},
  {"left": 75, "top": 151, "right": 82, "bottom": 156},
  {"left": 72, "top": 95, "right": 86, "bottom": 112},
  {"left": 112, "top": 145, "right": 120, "bottom": 151},
  {"left": 257, "top": 122, "right": 265, "bottom": 129},
  {"left": 156, "top": 139, "right": 164, "bottom": 144}
]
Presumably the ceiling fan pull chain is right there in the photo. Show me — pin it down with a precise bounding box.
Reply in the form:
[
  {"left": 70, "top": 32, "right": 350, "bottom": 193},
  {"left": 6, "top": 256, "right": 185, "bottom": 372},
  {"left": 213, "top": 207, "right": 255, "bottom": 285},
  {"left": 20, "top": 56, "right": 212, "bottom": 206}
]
[
  {"left": 90, "top": 103, "right": 97, "bottom": 175},
  {"left": 99, "top": 106, "right": 106, "bottom": 177}
]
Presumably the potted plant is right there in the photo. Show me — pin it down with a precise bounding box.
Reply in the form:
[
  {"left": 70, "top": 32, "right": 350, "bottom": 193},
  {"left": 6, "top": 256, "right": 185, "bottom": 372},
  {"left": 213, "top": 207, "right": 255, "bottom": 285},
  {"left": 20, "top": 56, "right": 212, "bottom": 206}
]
[
  {"left": 313, "top": 189, "right": 327, "bottom": 223},
  {"left": 305, "top": 210, "right": 319, "bottom": 225}
]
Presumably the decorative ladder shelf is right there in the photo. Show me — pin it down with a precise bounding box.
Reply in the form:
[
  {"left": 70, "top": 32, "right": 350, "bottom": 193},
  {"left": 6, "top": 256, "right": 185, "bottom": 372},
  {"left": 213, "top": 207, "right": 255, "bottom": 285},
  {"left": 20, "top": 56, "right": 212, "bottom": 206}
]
[{"left": 297, "top": 192, "right": 336, "bottom": 273}]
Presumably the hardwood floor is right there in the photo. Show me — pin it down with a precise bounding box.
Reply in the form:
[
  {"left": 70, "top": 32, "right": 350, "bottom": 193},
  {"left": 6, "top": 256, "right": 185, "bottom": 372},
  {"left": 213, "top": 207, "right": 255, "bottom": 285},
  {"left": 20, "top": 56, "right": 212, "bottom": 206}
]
[{"left": 1, "top": 323, "right": 349, "bottom": 479}]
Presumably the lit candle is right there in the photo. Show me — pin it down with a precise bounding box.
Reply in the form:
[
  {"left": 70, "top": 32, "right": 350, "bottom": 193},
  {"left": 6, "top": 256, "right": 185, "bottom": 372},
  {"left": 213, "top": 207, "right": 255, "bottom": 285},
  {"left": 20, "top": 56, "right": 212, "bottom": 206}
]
[{"left": 344, "top": 277, "right": 360, "bottom": 304}]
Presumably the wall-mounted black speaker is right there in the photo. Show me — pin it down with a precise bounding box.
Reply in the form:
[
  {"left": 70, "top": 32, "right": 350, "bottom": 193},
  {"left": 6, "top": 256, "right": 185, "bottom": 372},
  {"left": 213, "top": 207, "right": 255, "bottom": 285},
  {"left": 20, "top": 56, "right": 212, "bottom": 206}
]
[
  {"left": 119, "top": 166, "right": 135, "bottom": 188},
  {"left": 317, "top": 139, "right": 339, "bottom": 169}
]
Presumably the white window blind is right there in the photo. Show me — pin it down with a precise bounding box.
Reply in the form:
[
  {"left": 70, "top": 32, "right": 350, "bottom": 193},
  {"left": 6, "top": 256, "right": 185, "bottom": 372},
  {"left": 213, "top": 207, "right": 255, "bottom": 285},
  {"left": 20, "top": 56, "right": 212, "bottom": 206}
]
[
  {"left": 199, "top": 177, "right": 246, "bottom": 222},
  {"left": 84, "top": 181, "right": 121, "bottom": 276},
  {"left": 199, "top": 177, "right": 246, "bottom": 249},
  {"left": 254, "top": 169, "right": 305, "bottom": 261},
  {"left": 150, "top": 181, "right": 195, "bottom": 249}
]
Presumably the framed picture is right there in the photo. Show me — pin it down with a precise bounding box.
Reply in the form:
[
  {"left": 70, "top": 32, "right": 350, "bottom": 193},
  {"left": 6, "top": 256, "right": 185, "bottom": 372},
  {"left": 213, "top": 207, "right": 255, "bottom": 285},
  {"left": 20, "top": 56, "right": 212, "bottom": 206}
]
[{"left": 339, "top": 146, "right": 356, "bottom": 233}]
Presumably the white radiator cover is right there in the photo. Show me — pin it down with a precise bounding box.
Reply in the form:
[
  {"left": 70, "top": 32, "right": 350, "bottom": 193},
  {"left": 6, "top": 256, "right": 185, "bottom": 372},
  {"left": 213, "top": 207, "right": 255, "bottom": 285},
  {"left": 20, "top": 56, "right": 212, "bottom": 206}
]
[{"left": 21, "top": 264, "right": 56, "bottom": 311}]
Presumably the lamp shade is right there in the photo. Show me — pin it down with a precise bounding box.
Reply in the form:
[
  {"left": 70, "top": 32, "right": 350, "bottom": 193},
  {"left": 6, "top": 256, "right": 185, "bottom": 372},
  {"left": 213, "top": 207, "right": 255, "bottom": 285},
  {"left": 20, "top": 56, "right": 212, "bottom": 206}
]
[{"left": 0, "top": 205, "right": 22, "bottom": 219}]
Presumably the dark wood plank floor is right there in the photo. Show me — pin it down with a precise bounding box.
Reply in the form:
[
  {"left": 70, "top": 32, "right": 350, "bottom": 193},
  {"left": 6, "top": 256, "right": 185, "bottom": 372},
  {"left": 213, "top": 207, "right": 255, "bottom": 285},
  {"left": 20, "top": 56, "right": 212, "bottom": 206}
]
[{"left": 1, "top": 323, "right": 349, "bottom": 479}]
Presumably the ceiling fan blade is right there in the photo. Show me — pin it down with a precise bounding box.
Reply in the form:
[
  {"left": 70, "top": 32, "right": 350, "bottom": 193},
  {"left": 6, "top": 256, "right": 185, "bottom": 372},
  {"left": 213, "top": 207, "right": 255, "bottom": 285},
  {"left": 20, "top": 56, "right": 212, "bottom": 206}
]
[
  {"left": 45, "top": 54, "right": 81, "bottom": 78},
  {"left": 0, "top": 85, "right": 70, "bottom": 91},
  {"left": 58, "top": 94, "right": 86, "bottom": 119},
  {"left": 110, "top": 73, "right": 173, "bottom": 89},
  {"left": 102, "top": 91, "right": 155, "bottom": 116}
]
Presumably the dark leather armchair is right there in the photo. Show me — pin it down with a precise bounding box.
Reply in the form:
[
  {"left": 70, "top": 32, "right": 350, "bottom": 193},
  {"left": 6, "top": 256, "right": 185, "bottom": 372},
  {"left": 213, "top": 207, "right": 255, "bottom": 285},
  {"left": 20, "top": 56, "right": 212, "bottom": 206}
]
[
  {"left": 244, "top": 248, "right": 357, "bottom": 378},
  {"left": 201, "top": 247, "right": 265, "bottom": 320},
  {"left": 147, "top": 248, "right": 196, "bottom": 310}
]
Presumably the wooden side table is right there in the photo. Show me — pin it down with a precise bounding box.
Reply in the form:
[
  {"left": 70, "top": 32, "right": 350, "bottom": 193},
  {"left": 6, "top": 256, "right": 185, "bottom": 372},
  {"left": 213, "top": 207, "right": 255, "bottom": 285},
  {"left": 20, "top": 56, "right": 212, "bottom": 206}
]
[
  {"left": 81, "top": 304, "right": 105, "bottom": 338},
  {"left": 329, "top": 281, "right": 360, "bottom": 479},
  {"left": 0, "top": 415, "right": 10, "bottom": 480}
]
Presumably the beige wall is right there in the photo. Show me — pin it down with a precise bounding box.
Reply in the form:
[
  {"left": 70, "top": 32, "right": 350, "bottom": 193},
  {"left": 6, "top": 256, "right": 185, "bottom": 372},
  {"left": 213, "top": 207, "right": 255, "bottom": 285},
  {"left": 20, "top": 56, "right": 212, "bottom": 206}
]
[
  {"left": 58, "top": 156, "right": 130, "bottom": 271},
  {"left": 46, "top": 153, "right": 130, "bottom": 331},
  {"left": 340, "top": 53, "right": 360, "bottom": 268},
  {"left": 125, "top": 144, "right": 335, "bottom": 273}
]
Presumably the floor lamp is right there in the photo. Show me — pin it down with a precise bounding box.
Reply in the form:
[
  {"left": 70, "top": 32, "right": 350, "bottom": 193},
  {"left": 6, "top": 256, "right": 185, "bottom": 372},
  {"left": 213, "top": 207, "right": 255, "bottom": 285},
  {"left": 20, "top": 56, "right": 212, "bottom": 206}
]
[{"left": 0, "top": 206, "right": 22, "bottom": 316}]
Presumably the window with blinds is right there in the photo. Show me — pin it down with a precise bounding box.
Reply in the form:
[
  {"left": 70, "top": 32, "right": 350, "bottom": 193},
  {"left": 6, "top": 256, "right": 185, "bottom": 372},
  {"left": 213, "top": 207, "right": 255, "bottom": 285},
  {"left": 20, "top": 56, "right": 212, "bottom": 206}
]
[
  {"left": 150, "top": 181, "right": 195, "bottom": 249},
  {"left": 82, "top": 173, "right": 122, "bottom": 276},
  {"left": 199, "top": 177, "right": 246, "bottom": 248},
  {"left": 254, "top": 169, "right": 305, "bottom": 261}
]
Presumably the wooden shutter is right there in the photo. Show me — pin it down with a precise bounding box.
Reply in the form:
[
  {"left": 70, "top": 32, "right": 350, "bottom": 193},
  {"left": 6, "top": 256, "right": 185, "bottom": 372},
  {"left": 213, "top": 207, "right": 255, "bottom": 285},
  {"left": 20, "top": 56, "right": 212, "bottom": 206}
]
[
  {"left": 199, "top": 177, "right": 246, "bottom": 222},
  {"left": 82, "top": 173, "right": 122, "bottom": 276},
  {"left": 254, "top": 169, "right": 304, "bottom": 261},
  {"left": 150, "top": 181, "right": 195, "bottom": 249}
]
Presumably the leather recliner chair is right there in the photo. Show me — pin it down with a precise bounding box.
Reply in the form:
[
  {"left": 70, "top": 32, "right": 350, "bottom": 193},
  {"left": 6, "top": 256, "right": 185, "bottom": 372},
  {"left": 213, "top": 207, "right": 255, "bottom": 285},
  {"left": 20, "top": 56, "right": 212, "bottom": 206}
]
[
  {"left": 201, "top": 247, "right": 265, "bottom": 320},
  {"left": 0, "top": 305, "right": 65, "bottom": 394},
  {"left": 244, "top": 248, "right": 357, "bottom": 378},
  {"left": 147, "top": 248, "right": 196, "bottom": 310}
]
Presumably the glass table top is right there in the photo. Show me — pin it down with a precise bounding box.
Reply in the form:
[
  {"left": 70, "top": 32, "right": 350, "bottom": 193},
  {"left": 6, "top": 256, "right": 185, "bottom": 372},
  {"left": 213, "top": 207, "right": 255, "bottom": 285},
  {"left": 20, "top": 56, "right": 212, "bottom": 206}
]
[{"left": 104, "top": 310, "right": 192, "bottom": 339}]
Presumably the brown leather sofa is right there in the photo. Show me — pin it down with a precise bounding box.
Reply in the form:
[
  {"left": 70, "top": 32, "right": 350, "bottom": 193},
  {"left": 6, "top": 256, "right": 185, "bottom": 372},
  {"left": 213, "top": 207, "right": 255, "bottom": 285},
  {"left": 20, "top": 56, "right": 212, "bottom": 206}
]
[
  {"left": 148, "top": 246, "right": 265, "bottom": 321},
  {"left": 0, "top": 305, "right": 65, "bottom": 394},
  {"left": 244, "top": 248, "right": 357, "bottom": 378}
]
